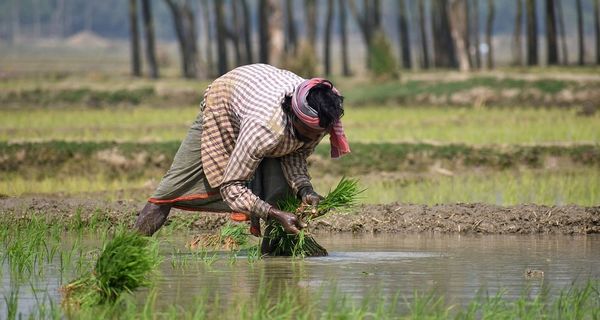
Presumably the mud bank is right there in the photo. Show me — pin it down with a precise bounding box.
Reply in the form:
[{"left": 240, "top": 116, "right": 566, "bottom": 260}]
[{"left": 1, "top": 197, "right": 598, "bottom": 235}]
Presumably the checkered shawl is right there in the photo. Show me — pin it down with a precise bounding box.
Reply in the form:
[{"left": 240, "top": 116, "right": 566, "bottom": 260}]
[{"left": 200, "top": 64, "right": 322, "bottom": 219}]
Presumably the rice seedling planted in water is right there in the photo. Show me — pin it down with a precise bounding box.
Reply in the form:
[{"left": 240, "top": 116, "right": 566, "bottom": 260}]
[
  {"left": 61, "top": 230, "right": 161, "bottom": 308},
  {"left": 263, "top": 177, "right": 363, "bottom": 257}
]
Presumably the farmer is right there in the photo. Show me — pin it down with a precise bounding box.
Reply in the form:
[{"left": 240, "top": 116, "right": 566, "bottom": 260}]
[{"left": 134, "top": 63, "right": 349, "bottom": 238}]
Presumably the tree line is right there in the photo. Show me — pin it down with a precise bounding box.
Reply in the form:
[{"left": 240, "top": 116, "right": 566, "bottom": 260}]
[{"left": 2, "top": 0, "right": 599, "bottom": 78}]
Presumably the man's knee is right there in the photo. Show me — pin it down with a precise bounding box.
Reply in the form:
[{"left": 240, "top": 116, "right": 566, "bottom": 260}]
[{"left": 134, "top": 202, "right": 172, "bottom": 236}]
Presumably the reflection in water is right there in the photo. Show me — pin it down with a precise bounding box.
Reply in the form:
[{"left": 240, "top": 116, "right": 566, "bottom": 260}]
[
  {"left": 154, "top": 233, "right": 599, "bottom": 309},
  {"left": 2, "top": 233, "right": 599, "bottom": 315}
]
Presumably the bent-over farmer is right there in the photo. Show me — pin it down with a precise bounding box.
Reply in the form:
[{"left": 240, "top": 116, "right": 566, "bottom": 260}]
[{"left": 134, "top": 63, "right": 349, "bottom": 238}]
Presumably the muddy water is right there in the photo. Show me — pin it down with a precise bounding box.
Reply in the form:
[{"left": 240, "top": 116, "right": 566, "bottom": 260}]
[
  {"left": 156, "top": 233, "right": 600, "bottom": 308},
  {"left": 3, "top": 233, "right": 600, "bottom": 316}
]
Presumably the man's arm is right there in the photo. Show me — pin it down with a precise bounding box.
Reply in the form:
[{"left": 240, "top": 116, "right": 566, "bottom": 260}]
[
  {"left": 218, "top": 122, "right": 307, "bottom": 234},
  {"left": 279, "top": 141, "right": 320, "bottom": 199}
]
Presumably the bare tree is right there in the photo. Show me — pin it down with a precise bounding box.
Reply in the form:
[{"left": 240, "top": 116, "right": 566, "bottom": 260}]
[
  {"left": 431, "top": 0, "right": 457, "bottom": 68},
  {"left": 513, "top": 0, "right": 523, "bottom": 66},
  {"left": 240, "top": 0, "right": 253, "bottom": 64},
  {"left": 472, "top": 0, "right": 481, "bottom": 68},
  {"left": 348, "top": 0, "right": 384, "bottom": 68},
  {"left": 230, "top": 0, "right": 242, "bottom": 67},
  {"left": 555, "top": 0, "right": 568, "bottom": 64},
  {"left": 449, "top": 0, "right": 470, "bottom": 72},
  {"left": 576, "top": 0, "right": 585, "bottom": 65},
  {"left": 214, "top": 0, "right": 228, "bottom": 75},
  {"left": 305, "top": 0, "right": 317, "bottom": 48},
  {"left": 546, "top": 0, "right": 558, "bottom": 65},
  {"left": 526, "top": 0, "right": 538, "bottom": 65},
  {"left": 201, "top": 0, "right": 215, "bottom": 76},
  {"left": 595, "top": 0, "right": 600, "bottom": 64},
  {"left": 129, "top": 0, "right": 142, "bottom": 77},
  {"left": 418, "top": 0, "right": 430, "bottom": 69},
  {"left": 268, "top": 0, "right": 284, "bottom": 66},
  {"left": 324, "top": 0, "right": 334, "bottom": 75},
  {"left": 285, "top": 0, "right": 298, "bottom": 54},
  {"left": 485, "top": 0, "right": 495, "bottom": 69},
  {"left": 165, "top": 0, "right": 199, "bottom": 78},
  {"left": 397, "top": 0, "right": 412, "bottom": 69},
  {"left": 141, "top": 0, "right": 159, "bottom": 78},
  {"left": 259, "top": 0, "right": 270, "bottom": 63},
  {"left": 338, "top": 0, "right": 352, "bottom": 76}
]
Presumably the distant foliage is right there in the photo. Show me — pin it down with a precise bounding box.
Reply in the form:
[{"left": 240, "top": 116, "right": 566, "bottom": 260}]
[
  {"left": 281, "top": 41, "right": 319, "bottom": 78},
  {"left": 369, "top": 31, "right": 399, "bottom": 81}
]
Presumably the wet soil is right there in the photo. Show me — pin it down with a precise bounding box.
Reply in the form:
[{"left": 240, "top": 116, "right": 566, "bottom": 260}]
[{"left": 1, "top": 197, "right": 598, "bottom": 235}]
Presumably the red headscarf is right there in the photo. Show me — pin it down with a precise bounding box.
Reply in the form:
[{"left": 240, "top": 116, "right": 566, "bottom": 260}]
[{"left": 291, "top": 78, "right": 350, "bottom": 158}]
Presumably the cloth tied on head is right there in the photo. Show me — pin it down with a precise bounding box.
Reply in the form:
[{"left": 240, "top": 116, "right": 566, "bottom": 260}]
[{"left": 291, "top": 78, "right": 350, "bottom": 158}]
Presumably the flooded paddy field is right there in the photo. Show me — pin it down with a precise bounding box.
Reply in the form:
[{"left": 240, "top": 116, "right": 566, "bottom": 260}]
[{"left": 2, "top": 227, "right": 599, "bottom": 318}]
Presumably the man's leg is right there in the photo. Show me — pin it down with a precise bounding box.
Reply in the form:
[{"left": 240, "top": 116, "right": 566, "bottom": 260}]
[
  {"left": 251, "top": 158, "right": 294, "bottom": 255},
  {"left": 134, "top": 202, "right": 172, "bottom": 236}
]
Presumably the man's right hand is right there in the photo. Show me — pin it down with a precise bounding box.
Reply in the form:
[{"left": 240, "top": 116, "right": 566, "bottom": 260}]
[{"left": 268, "top": 207, "right": 307, "bottom": 235}]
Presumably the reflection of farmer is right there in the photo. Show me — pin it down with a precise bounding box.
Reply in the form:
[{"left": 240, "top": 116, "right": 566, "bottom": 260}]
[{"left": 134, "top": 64, "right": 349, "bottom": 237}]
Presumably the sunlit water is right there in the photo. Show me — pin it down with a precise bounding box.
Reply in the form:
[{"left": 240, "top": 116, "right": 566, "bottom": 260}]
[{"left": 2, "top": 233, "right": 599, "bottom": 316}]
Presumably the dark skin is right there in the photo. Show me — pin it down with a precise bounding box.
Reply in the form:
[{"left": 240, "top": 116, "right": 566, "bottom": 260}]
[{"left": 251, "top": 118, "right": 326, "bottom": 236}]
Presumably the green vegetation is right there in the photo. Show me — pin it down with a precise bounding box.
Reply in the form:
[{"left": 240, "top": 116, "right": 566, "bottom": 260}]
[
  {"left": 312, "top": 168, "right": 600, "bottom": 206},
  {"left": 1, "top": 106, "right": 598, "bottom": 144},
  {"left": 62, "top": 231, "right": 161, "bottom": 308},
  {"left": 265, "top": 178, "right": 362, "bottom": 257}
]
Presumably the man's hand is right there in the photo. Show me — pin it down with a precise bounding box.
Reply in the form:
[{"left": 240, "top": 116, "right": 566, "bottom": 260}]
[
  {"left": 298, "top": 186, "right": 324, "bottom": 207},
  {"left": 268, "top": 207, "right": 307, "bottom": 235}
]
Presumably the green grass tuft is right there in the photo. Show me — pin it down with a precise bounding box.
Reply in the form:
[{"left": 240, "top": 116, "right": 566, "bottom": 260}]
[{"left": 61, "top": 230, "right": 161, "bottom": 308}]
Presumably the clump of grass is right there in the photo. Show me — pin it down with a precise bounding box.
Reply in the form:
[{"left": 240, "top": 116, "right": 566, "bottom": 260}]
[
  {"left": 187, "top": 223, "right": 249, "bottom": 251},
  {"left": 264, "top": 177, "right": 362, "bottom": 257},
  {"left": 61, "top": 230, "right": 161, "bottom": 308}
]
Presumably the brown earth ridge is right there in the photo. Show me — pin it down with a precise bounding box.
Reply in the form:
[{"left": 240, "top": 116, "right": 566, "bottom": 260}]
[{"left": 1, "top": 197, "right": 598, "bottom": 235}]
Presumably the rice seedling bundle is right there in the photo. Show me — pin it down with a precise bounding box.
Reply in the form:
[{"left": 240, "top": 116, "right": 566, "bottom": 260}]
[
  {"left": 263, "top": 177, "right": 362, "bottom": 257},
  {"left": 61, "top": 230, "right": 161, "bottom": 308}
]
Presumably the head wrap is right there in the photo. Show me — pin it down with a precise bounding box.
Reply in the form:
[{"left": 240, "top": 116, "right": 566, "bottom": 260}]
[{"left": 291, "top": 78, "right": 350, "bottom": 158}]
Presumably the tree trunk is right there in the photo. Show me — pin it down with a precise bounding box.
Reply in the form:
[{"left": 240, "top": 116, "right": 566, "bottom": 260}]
[
  {"left": 285, "top": 0, "right": 298, "bottom": 54},
  {"left": 418, "top": 0, "right": 430, "bottom": 69},
  {"left": 268, "top": 0, "right": 284, "bottom": 66},
  {"left": 324, "top": 0, "right": 334, "bottom": 75},
  {"left": 201, "top": 0, "right": 215, "bottom": 77},
  {"left": 305, "top": 0, "right": 317, "bottom": 48},
  {"left": 165, "top": 0, "right": 198, "bottom": 78},
  {"left": 449, "top": 0, "right": 470, "bottom": 72},
  {"left": 556, "top": 0, "right": 568, "bottom": 64},
  {"left": 231, "top": 0, "right": 242, "bottom": 67},
  {"left": 129, "top": 0, "right": 142, "bottom": 77},
  {"left": 397, "top": 0, "right": 412, "bottom": 69},
  {"left": 240, "top": 0, "right": 253, "bottom": 64},
  {"left": 338, "top": 0, "right": 351, "bottom": 76},
  {"left": 348, "top": 0, "right": 377, "bottom": 68},
  {"left": 214, "top": 0, "right": 228, "bottom": 75},
  {"left": 526, "top": 0, "right": 538, "bottom": 66},
  {"left": 472, "top": 0, "right": 481, "bottom": 68},
  {"left": 545, "top": 0, "right": 558, "bottom": 65},
  {"left": 595, "top": 0, "right": 600, "bottom": 64},
  {"left": 465, "top": 0, "right": 473, "bottom": 68},
  {"left": 141, "top": 0, "right": 159, "bottom": 78},
  {"left": 259, "top": 0, "right": 270, "bottom": 63},
  {"left": 485, "top": 0, "right": 495, "bottom": 69},
  {"left": 576, "top": 0, "right": 585, "bottom": 65},
  {"left": 431, "top": 0, "right": 457, "bottom": 68},
  {"left": 513, "top": 0, "right": 523, "bottom": 66}
]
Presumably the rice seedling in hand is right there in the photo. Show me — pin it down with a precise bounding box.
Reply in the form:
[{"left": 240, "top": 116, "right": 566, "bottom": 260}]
[
  {"left": 61, "top": 230, "right": 161, "bottom": 308},
  {"left": 263, "top": 177, "right": 362, "bottom": 257}
]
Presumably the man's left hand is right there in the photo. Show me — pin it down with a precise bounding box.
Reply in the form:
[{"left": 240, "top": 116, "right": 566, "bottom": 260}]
[{"left": 299, "top": 186, "right": 323, "bottom": 207}]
